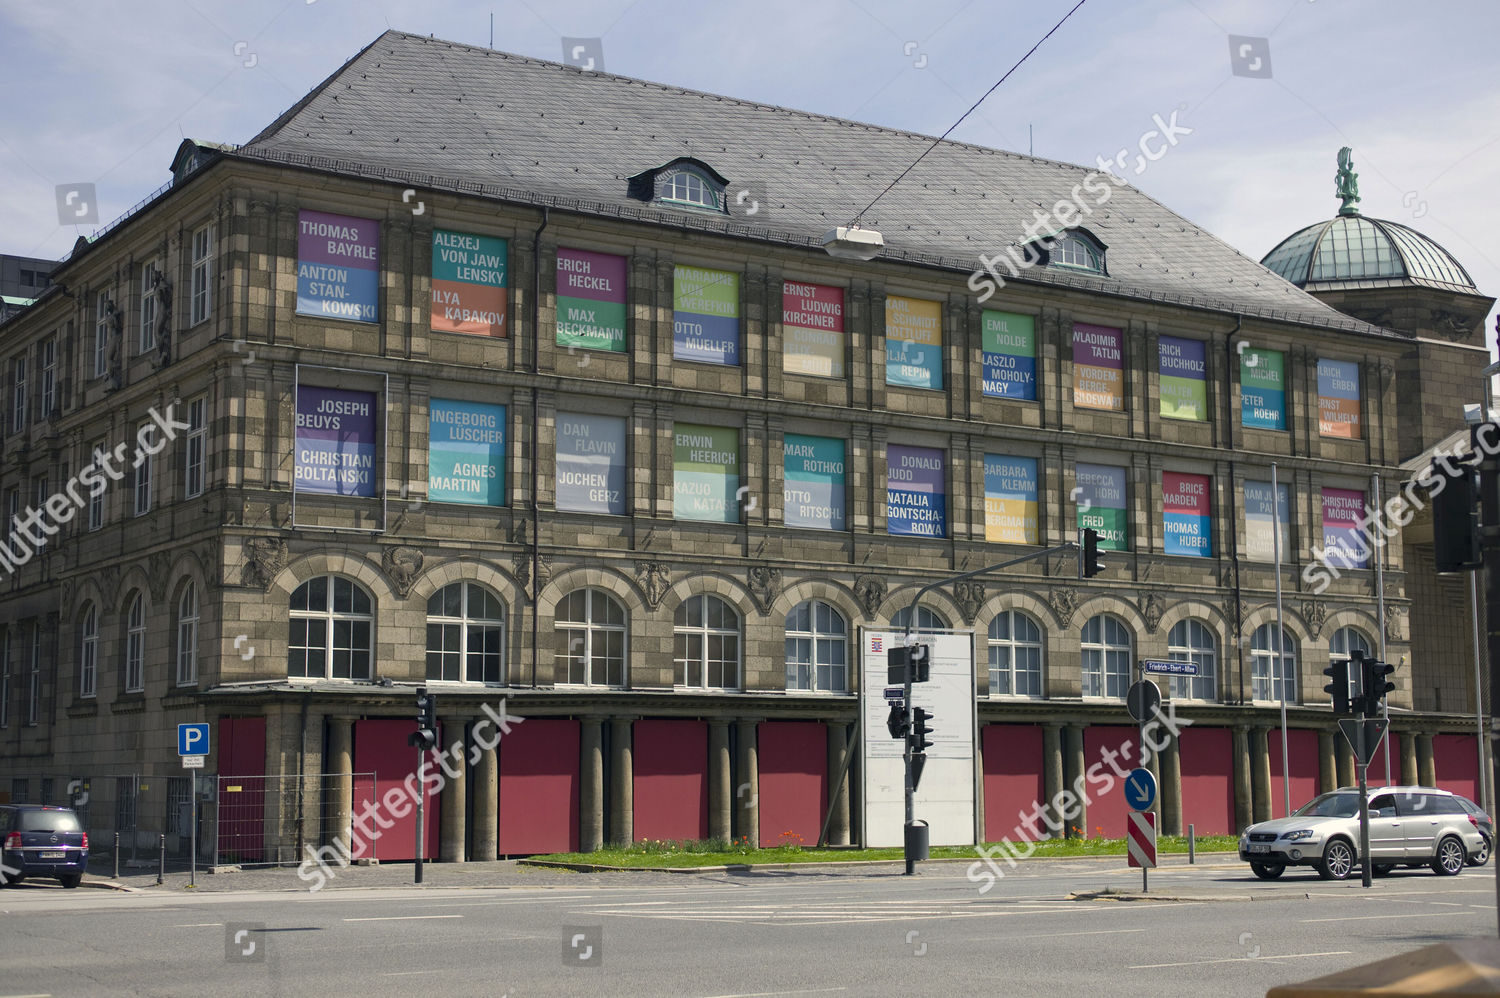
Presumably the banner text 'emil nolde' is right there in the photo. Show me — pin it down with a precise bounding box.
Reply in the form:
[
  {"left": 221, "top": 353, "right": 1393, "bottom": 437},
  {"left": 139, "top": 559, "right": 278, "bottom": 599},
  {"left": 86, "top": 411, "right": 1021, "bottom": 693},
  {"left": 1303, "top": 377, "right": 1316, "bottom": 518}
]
[
  {"left": 982, "top": 311, "right": 1036, "bottom": 400},
  {"left": 297, "top": 210, "right": 379, "bottom": 323},
  {"left": 296, "top": 386, "right": 377, "bottom": 496}
]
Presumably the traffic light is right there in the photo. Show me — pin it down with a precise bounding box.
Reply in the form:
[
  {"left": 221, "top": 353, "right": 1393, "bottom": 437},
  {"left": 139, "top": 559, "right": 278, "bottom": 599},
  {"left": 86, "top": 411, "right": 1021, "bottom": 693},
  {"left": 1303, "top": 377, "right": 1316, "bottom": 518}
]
[
  {"left": 886, "top": 702, "right": 909, "bottom": 740},
  {"left": 1081, "top": 528, "right": 1105, "bottom": 578},
  {"left": 887, "top": 644, "right": 932, "bottom": 684},
  {"left": 1361, "top": 658, "right": 1396, "bottom": 718},
  {"left": 1322, "top": 658, "right": 1351, "bottom": 715},
  {"left": 408, "top": 688, "right": 437, "bottom": 749},
  {"left": 1431, "top": 459, "right": 1481, "bottom": 572},
  {"left": 909, "top": 707, "right": 935, "bottom": 753}
]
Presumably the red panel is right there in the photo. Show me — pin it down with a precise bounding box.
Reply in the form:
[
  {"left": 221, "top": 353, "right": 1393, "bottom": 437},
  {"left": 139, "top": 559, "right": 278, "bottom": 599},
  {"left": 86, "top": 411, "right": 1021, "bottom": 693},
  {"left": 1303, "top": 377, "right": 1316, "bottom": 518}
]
[
  {"left": 633, "top": 720, "right": 708, "bottom": 842},
  {"left": 219, "top": 717, "right": 265, "bottom": 777},
  {"left": 1083, "top": 725, "right": 1139, "bottom": 839},
  {"left": 1434, "top": 734, "right": 1482, "bottom": 803},
  {"left": 353, "top": 719, "right": 440, "bottom": 861},
  {"left": 982, "top": 725, "right": 1044, "bottom": 843},
  {"left": 1268, "top": 728, "right": 1321, "bottom": 818},
  {"left": 498, "top": 719, "right": 580, "bottom": 855},
  {"left": 1178, "top": 727, "right": 1235, "bottom": 835},
  {"left": 216, "top": 718, "right": 267, "bottom": 863},
  {"left": 757, "top": 722, "right": 827, "bottom": 848}
]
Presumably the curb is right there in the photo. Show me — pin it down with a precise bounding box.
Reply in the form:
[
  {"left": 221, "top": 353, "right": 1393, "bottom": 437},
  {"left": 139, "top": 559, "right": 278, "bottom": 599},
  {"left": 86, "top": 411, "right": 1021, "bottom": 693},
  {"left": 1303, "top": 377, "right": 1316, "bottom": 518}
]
[
  {"left": 1068, "top": 888, "right": 1263, "bottom": 903},
  {"left": 81, "top": 879, "right": 137, "bottom": 892},
  {"left": 520, "top": 850, "right": 1242, "bottom": 875}
]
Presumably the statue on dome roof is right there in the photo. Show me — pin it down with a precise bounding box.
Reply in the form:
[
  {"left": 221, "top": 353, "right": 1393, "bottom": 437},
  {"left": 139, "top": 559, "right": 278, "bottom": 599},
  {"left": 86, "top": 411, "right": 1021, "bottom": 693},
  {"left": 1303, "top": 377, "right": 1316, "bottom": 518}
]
[{"left": 1335, "top": 147, "right": 1361, "bottom": 216}]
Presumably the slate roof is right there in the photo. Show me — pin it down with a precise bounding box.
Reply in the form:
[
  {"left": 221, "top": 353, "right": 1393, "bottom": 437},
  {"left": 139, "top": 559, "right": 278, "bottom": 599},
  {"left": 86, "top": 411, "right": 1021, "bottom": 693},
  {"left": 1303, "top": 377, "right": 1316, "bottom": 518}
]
[{"left": 230, "top": 30, "right": 1387, "bottom": 338}]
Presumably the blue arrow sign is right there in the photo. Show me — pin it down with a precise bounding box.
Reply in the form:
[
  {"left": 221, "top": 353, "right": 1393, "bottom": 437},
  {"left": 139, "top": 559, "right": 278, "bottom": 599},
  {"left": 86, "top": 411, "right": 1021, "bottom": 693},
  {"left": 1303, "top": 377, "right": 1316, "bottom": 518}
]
[
  {"left": 178, "top": 723, "right": 210, "bottom": 757},
  {"left": 1124, "top": 767, "right": 1157, "bottom": 811}
]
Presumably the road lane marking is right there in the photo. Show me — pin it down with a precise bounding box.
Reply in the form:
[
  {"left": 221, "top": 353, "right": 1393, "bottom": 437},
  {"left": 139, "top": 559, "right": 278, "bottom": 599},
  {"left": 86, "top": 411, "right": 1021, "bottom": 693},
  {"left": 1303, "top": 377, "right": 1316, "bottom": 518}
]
[
  {"left": 342, "top": 915, "right": 464, "bottom": 922},
  {"left": 170, "top": 923, "right": 223, "bottom": 927},
  {"left": 1301, "top": 912, "right": 1457, "bottom": 923},
  {"left": 1130, "top": 951, "right": 1351, "bottom": 970},
  {"left": 701, "top": 990, "right": 848, "bottom": 998}
]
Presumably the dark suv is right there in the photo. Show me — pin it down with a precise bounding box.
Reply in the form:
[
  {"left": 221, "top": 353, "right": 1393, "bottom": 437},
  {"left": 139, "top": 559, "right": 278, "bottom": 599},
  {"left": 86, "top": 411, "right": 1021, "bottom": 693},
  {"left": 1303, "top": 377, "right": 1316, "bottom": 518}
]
[{"left": 0, "top": 805, "right": 89, "bottom": 888}]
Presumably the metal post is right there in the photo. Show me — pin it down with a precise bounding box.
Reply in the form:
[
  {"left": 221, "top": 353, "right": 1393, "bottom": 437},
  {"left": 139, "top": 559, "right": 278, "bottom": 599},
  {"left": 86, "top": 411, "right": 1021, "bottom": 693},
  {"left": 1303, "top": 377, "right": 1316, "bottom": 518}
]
[
  {"left": 113, "top": 832, "right": 119, "bottom": 880},
  {"left": 157, "top": 833, "right": 165, "bottom": 886},
  {"left": 1374, "top": 473, "right": 1391, "bottom": 785},
  {"left": 1473, "top": 573, "right": 1490, "bottom": 813},
  {"left": 1474, "top": 420, "right": 1500, "bottom": 937},
  {"left": 1188, "top": 824, "right": 1196, "bottom": 864},
  {"left": 189, "top": 780, "right": 197, "bottom": 888},
  {"left": 903, "top": 619, "right": 915, "bottom": 876},
  {"left": 1356, "top": 748, "right": 1371, "bottom": 889},
  {"left": 1273, "top": 462, "right": 1290, "bottom": 816},
  {"left": 414, "top": 745, "right": 425, "bottom": 884}
]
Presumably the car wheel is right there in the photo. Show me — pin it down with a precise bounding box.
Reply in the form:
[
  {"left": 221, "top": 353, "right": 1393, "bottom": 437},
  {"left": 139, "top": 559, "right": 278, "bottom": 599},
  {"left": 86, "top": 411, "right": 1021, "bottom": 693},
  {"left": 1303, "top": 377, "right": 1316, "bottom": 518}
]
[
  {"left": 1250, "top": 862, "right": 1285, "bottom": 880},
  {"left": 1467, "top": 835, "right": 1490, "bottom": 868},
  {"left": 1316, "top": 839, "right": 1355, "bottom": 880},
  {"left": 1432, "top": 835, "right": 1466, "bottom": 876},
  {"left": 57, "top": 874, "right": 81, "bottom": 889},
  {"left": 1371, "top": 863, "right": 1394, "bottom": 877}
]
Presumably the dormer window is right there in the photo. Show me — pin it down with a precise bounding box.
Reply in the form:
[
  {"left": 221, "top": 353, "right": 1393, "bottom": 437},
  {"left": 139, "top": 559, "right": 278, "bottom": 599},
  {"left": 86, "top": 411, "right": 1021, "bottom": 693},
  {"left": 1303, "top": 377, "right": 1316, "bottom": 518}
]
[
  {"left": 1025, "top": 227, "right": 1108, "bottom": 276},
  {"left": 628, "top": 158, "right": 729, "bottom": 214}
]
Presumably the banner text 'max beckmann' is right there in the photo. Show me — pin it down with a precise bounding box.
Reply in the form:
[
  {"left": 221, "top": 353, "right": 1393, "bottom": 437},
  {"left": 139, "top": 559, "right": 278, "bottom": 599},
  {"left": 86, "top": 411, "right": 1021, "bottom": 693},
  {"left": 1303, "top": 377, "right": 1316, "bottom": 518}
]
[
  {"left": 983, "top": 454, "right": 1038, "bottom": 544},
  {"left": 674, "top": 266, "right": 740, "bottom": 365},
  {"left": 428, "top": 399, "right": 506, "bottom": 506},
  {"left": 556, "top": 413, "right": 628, "bottom": 516},
  {"left": 782, "top": 281, "right": 845, "bottom": 378},
  {"left": 297, "top": 210, "right": 379, "bottom": 323},
  {"left": 1317, "top": 358, "right": 1362, "bottom": 439},
  {"left": 556, "top": 248, "right": 628, "bottom": 353},
  {"left": 886, "top": 444, "right": 947, "bottom": 537},
  {"left": 295, "top": 386, "right": 377, "bottom": 497},
  {"left": 981, "top": 310, "right": 1036, "bottom": 400},
  {"left": 1241, "top": 348, "right": 1287, "bottom": 430},
  {"left": 1162, "top": 471, "right": 1212, "bottom": 558},
  {"left": 673, "top": 423, "right": 740, "bottom": 522},
  {"left": 885, "top": 296, "right": 943, "bottom": 389},
  {"left": 1158, "top": 336, "right": 1207, "bottom": 421},
  {"left": 1072, "top": 323, "right": 1123, "bottom": 410},
  {"left": 783, "top": 433, "right": 846, "bottom": 530},
  {"left": 430, "top": 230, "right": 507, "bottom": 337},
  {"left": 1244, "top": 480, "right": 1290, "bottom": 561}
]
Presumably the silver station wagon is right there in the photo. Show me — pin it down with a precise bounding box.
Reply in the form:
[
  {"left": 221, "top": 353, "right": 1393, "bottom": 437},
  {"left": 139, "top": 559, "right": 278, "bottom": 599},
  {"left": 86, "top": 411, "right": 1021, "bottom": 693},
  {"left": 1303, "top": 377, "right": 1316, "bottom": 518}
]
[{"left": 1238, "top": 786, "right": 1488, "bottom": 880}]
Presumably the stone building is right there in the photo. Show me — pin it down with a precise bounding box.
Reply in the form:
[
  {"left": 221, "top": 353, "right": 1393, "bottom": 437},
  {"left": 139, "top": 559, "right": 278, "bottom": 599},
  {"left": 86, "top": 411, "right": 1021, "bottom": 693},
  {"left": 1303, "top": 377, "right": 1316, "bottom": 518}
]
[{"left": 0, "top": 31, "right": 1487, "bottom": 864}]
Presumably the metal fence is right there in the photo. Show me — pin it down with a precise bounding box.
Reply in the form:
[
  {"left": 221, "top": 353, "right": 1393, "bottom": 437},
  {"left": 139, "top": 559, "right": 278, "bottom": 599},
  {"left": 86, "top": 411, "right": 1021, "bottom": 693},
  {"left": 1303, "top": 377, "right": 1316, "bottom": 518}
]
[{"left": 215, "top": 772, "right": 378, "bottom": 868}]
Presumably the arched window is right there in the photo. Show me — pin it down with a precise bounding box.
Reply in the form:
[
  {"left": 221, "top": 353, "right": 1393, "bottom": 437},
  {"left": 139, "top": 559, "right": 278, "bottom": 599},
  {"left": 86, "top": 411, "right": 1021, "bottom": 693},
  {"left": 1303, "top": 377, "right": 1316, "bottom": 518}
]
[
  {"left": 1050, "top": 233, "right": 1104, "bottom": 272},
  {"left": 426, "top": 583, "right": 506, "bottom": 684},
  {"left": 124, "top": 593, "right": 145, "bottom": 693},
  {"left": 1167, "top": 619, "right": 1217, "bottom": 701},
  {"left": 786, "top": 599, "right": 847, "bottom": 693},
  {"left": 988, "top": 610, "right": 1043, "bottom": 697},
  {"left": 674, "top": 595, "right": 740, "bottom": 690},
  {"left": 1251, "top": 623, "right": 1297, "bottom": 702},
  {"left": 1329, "top": 625, "right": 1371, "bottom": 702},
  {"left": 890, "top": 606, "right": 950, "bottom": 633},
  {"left": 659, "top": 167, "right": 721, "bottom": 210},
  {"left": 1081, "top": 614, "right": 1131, "bottom": 698},
  {"left": 556, "top": 588, "right": 626, "bottom": 687},
  {"left": 176, "top": 583, "right": 198, "bottom": 687},
  {"left": 288, "top": 576, "right": 373, "bottom": 681},
  {"left": 79, "top": 605, "right": 98, "bottom": 699}
]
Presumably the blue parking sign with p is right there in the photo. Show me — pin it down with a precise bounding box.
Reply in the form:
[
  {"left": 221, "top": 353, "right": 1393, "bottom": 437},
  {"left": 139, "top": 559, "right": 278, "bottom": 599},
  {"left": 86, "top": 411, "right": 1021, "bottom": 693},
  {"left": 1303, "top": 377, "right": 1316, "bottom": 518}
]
[{"left": 178, "top": 723, "right": 210, "bottom": 756}]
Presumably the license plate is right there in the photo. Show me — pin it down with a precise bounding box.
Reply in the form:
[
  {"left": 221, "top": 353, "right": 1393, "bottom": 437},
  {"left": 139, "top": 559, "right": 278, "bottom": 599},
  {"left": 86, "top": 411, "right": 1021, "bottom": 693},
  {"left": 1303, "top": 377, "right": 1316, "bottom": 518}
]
[
  {"left": 1249, "top": 845, "right": 1270, "bottom": 854},
  {"left": 39, "top": 851, "right": 65, "bottom": 860}
]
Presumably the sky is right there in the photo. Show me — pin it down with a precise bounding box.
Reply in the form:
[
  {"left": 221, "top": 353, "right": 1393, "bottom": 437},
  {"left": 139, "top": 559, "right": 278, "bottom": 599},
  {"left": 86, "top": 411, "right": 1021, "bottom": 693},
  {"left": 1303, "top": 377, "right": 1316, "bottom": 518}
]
[{"left": 2, "top": 0, "right": 1497, "bottom": 358}]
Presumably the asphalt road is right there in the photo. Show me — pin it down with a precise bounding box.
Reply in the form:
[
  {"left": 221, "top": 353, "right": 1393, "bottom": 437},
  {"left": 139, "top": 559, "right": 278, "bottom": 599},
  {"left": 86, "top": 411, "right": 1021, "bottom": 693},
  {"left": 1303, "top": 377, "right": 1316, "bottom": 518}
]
[{"left": 2, "top": 857, "right": 1494, "bottom": 997}]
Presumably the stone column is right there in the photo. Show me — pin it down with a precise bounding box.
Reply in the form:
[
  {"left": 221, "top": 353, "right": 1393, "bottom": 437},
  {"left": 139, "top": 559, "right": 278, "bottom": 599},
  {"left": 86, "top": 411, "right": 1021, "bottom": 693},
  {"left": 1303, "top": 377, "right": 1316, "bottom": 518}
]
[
  {"left": 327, "top": 716, "right": 354, "bottom": 856},
  {"left": 1146, "top": 738, "right": 1163, "bottom": 827},
  {"left": 1318, "top": 730, "right": 1337, "bottom": 794},
  {"left": 1250, "top": 727, "right": 1272, "bottom": 824},
  {"left": 1232, "top": 727, "right": 1253, "bottom": 833},
  {"left": 439, "top": 722, "right": 467, "bottom": 862},
  {"left": 735, "top": 719, "right": 759, "bottom": 846},
  {"left": 610, "top": 718, "right": 634, "bottom": 844},
  {"left": 1042, "top": 725, "right": 1064, "bottom": 839},
  {"left": 1159, "top": 731, "right": 1182, "bottom": 836},
  {"left": 708, "top": 720, "right": 732, "bottom": 841},
  {"left": 825, "top": 721, "right": 851, "bottom": 846},
  {"left": 472, "top": 725, "right": 499, "bottom": 862},
  {"left": 579, "top": 719, "right": 604, "bottom": 853},
  {"left": 1400, "top": 731, "right": 1419, "bottom": 787},
  {"left": 1063, "top": 725, "right": 1086, "bottom": 838},
  {"left": 1417, "top": 733, "right": 1436, "bottom": 788},
  {"left": 1336, "top": 737, "right": 1356, "bottom": 788}
]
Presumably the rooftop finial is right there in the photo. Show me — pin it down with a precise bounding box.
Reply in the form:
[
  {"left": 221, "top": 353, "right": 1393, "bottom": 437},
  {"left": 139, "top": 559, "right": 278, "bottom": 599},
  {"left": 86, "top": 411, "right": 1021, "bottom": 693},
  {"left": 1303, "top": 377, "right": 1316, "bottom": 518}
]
[{"left": 1335, "top": 147, "right": 1360, "bottom": 216}]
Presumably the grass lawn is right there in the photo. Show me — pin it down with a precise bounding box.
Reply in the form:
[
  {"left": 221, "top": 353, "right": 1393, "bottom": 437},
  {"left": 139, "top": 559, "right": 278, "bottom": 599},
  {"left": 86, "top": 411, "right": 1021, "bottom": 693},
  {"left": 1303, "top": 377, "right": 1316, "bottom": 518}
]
[{"left": 527, "top": 834, "right": 1240, "bottom": 869}]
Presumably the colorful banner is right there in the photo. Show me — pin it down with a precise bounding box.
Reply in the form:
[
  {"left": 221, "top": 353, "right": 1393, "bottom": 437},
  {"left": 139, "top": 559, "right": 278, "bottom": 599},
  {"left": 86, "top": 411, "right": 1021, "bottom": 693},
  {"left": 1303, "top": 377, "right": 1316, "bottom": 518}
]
[
  {"left": 1241, "top": 349, "right": 1286, "bottom": 430},
  {"left": 557, "top": 248, "right": 628, "bottom": 353},
  {"left": 783, "top": 281, "right": 845, "bottom": 378},
  {"left": 983, "top": 455, "right": 1038, "bottom": 545},
  {"left": 297, "top": 210, "right": 379, "bottom": 323},
  {"left": 673, "top": 423, "right": 739, "bottom": 522},
  {"left": 885, "top": 296, "right": 943, "bottom": 390},
  {"left": 1162, "top": 472, "right": 1211, "bottom": 557},
  {"left": 886, "top": 444, "right": 946, "bottom": 537},
  {"left": 981, "top": 311, "right": 1036, "bottom": 400},
  {"left": 295, "top": 386, "right": 377, "bottom": 496},
  {"left": 1318, "top": 359, "right": 1361, "bottom": 438},
  {"left": 430, "top": 230, "right": 507, "bottom": 336},
  {"left": 674, "top": 266, "right": 739, "bottom": 365},
  {"left": 1073, "top": 323, "right": 1123, "bottom": 410},
  {"left": 557, "top": 413, "right": 627, "bottom": 515},
  {"left": 1075, "top": 463, "right": 1128, "bottom": 550},
  {"left": 1322, "top": 487, "right": 1369, "bottom": 569},
  {"left": 1244, "top": 480, "right": 1290, "bottom": 562},
  {"left": 1158, "top": 336, "right": 1207, "bottom": 421},
  {"left": 783, "top": 433, "right": 845, "bottom": 530},
  {"left": 428, "top": 400, "right": 505, "bottom": 506}
]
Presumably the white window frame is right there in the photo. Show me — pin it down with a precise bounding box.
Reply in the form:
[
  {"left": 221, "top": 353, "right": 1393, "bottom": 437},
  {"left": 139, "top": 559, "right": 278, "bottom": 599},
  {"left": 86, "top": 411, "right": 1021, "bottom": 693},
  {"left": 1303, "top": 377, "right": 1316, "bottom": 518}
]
[
  {"left": 425, "top": 582, "right": 506, "bottom": 684},
  {"left": 785, "top": 599, "right": 848, "bottom": 693},
  {"left": 1329, "top": 626, "right": 1371, "bottom": 702},
  {"left": 176, "top": 583, "right": 198, "bottom": 687},
  {"left": 1251, "top": 623, "right": 1298, "bottom": 703},
  {"left": 39, "top": 338, "right": 55, "bottom": 417},
  {"left": 139, "top": 260, "right": 159, "bottom": 354},
  {"left": 80, "top": 606, "right": 98, "bottom": 699},
  {"left": 287, "top": 575, "right": 374, "bottom": 681},
  {"left": 190, "top": 225, "right": 214, "bottom": 326},
  {"left": 88, "top": 440, "right": 107, "bottom": 530},
  {"left": 124, "top": 593, "right": 145, "bottom": 693},
  {"left": 134, "top": 421, "right": 153, "bottom": 516},
  {"left": 31, "top": 475, "right": 48, "bottom": 551},
  {"left": 1081, "top": 614, "right": 1132, "bottom": 699},
  {"left": 555, "top": 588, "right": 627, "bottom": 688},
  {"left": 11, "top": 353, "right": 26, "bottom": 433},
  {"left": 987, "top": 609, "right": 1044, "bottom": 698},
  {"left": 94, "top": 292, "right": 110, "bottom": 378},
  {"left": 26, "top": 624, "right": 39, "bottom": 725},
  {"left": 1167, "top": 619, "right": 1218, "bottom": 701},
  {"left": 674, "top": 594, "right": 741, "bottom": 690},
  {"left": 890, "top": 605, "right": 950, "bottom": 634},
  {"left": 184, "top": 396, "right": 207, "bottom": 499}
]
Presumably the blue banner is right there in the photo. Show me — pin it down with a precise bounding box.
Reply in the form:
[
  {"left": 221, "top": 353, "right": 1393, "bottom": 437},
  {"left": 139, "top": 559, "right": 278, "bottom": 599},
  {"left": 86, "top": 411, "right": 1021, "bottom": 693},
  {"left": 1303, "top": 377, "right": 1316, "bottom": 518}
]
[
  {"left": 428, "top": 400, "right": 506, "bottom": 506},
  {"left": 783, "top": 433, "right": 845, "bottom": 530},
  {"left": 557, "top": 413, "right": 627, "bottom": 515},
  {"left": 886, "top": 444, "right": 946, "bottom": 537}
]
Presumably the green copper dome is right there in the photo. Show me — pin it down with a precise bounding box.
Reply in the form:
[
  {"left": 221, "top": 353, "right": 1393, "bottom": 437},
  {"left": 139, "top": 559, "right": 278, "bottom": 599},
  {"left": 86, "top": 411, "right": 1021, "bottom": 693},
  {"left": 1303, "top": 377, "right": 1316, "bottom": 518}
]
[{"left": 1261, "top": 214, "right": 1477, "bottom": 292}]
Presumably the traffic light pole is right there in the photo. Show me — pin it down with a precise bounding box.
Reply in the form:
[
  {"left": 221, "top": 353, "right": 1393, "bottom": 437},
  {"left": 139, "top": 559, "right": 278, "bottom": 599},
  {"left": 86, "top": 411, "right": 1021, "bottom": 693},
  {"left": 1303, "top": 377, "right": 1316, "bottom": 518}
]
[
  {"left": 1355, "top": 733, "right": 1372, "bottom": 889},
  {"left": 414, "top": 743, "right": 425, "bottom": 885},
  {"left": 1476, "top": 423, "right": 1500, "bottom": 937},
  {"left": 897, "top": 541, "right": 1081, "bottom": 875}
]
